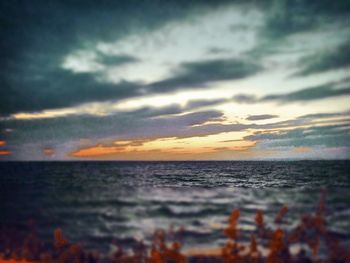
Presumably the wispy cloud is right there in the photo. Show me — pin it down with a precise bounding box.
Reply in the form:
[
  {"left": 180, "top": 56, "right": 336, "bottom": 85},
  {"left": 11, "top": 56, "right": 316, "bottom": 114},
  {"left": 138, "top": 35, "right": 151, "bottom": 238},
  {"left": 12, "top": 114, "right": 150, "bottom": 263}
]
[{"left": 246, "top": 114, "right": 278, "bottom": 121}]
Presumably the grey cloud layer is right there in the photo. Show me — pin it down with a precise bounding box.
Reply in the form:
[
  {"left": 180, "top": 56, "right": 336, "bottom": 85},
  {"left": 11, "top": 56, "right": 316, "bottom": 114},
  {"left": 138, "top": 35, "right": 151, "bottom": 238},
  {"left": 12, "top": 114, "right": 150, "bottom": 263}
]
[
  {"left": 1, "top": 0, "right": 350, "bottom": 117},
  {"left": 263, "top": 1, "right": 350, "bottom": 39},
  {"left": 246, "top": 114, "right": 278, "bottom": 121},
  {"left": 245, "top": 124, "right": 350, "bottom": 149},
  {"left": 261, "top": 84, "right": 350, "bottom": 103},
  {"left": 96, "top": 53, "right": 140, "bottom": 66},
  {"left": 0, "top": 72, "right": 143, "bottom": 114},
  {"left": 295, "top": 42, "right": 350, "bottom": 76},
  {"left": 2, "top": 102, "right": 349, "bottom": 159},
  {"left": 232, "top": 81, "right": 350, "bottom": 104},
  {"left": 250, "top": 0, "right": 350, "bottom": 76},
  {"left": 243, "top": 110, "right": 350, "bottom": 152},
  {"left": 148, "top": 58, "right": 262, "bottom": 92},
  {"left": 0, "top": 0, "right": 237, "bottom": 116},
  {"left": 183, "top": 80, "right": 350, "bottom": 108},
  {"left": 1, "top": 107, "right": 253, "bottom": 159},
  {"left": 1, "top": 109, "right": 225, "bottom": 145},
  {"left": 0, "top": 56, "right": 262, "bottom": 116}
]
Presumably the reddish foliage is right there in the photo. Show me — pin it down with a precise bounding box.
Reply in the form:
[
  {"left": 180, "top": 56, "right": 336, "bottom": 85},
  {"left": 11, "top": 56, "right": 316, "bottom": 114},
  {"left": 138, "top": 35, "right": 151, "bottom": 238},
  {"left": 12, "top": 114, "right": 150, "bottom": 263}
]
[
  {"left": 274, "top": 205, "right": 288, "bottom": 224},
  {"left": 1, "top": 190, "right": 350, "bottom": 263}
]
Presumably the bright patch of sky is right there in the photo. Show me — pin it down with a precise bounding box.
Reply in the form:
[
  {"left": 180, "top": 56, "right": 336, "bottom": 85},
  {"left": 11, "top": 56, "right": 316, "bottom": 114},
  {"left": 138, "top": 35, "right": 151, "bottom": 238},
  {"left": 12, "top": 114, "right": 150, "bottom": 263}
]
[
  {"left": 57, "top": 4, "right": 350, "bottom": 121},
  {"left": 63, "top": 6, "right": 262, "bottom": 82}
]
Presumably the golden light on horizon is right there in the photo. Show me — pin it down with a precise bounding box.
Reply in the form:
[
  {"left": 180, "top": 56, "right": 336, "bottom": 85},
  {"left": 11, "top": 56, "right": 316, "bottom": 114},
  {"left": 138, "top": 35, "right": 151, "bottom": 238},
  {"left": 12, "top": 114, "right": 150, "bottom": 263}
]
[
  {"left": 43, "top": 148, "right": 55, "bottom": 157},
  {"left": 70, "top": 132, "right": 257, "bottom": 160},
  {"left": 293, "top": 147, "right": 312, "bottom": 153}
]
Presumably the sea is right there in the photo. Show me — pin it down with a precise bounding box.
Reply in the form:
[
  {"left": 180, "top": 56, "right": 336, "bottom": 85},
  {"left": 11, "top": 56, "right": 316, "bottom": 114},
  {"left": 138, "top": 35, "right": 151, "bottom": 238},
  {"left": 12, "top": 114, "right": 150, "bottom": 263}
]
[{"left": 0, "top": 160, "right": 349, "bottom": 253}]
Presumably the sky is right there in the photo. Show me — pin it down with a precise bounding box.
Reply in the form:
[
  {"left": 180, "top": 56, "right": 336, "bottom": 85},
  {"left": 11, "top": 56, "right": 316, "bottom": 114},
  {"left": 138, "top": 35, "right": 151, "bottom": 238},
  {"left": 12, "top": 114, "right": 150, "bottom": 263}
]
[{"left": 0, "top": 0, "right": 349, "bottom": 160}]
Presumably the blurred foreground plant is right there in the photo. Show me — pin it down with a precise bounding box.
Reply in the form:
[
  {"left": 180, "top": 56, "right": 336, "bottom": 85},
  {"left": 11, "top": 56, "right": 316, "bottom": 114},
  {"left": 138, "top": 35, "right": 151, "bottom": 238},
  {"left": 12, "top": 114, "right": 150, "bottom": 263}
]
[{"left": 0, "top": 189, "right": 349, "bottom": 263}]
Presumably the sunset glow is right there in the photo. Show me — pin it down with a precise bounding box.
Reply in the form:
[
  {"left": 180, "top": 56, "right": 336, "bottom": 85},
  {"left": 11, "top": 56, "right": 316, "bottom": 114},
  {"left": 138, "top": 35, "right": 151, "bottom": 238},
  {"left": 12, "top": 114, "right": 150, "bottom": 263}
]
[{"left": 0, "top": 1, "right": 349, "bottom": 160}]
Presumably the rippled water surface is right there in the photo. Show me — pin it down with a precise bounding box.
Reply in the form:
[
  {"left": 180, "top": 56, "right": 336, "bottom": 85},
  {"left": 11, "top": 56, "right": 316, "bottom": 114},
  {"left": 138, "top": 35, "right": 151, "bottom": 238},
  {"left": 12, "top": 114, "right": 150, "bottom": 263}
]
[{"left": 0, "top": 161, "right": 349, "bottom": 252}]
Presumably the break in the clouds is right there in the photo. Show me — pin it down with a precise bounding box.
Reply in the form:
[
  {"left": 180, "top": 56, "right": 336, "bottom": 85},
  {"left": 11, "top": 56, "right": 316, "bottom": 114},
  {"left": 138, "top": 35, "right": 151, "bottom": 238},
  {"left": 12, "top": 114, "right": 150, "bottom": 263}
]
[{"left": 1, "top": 0, "right": 350, "bottom": 160}]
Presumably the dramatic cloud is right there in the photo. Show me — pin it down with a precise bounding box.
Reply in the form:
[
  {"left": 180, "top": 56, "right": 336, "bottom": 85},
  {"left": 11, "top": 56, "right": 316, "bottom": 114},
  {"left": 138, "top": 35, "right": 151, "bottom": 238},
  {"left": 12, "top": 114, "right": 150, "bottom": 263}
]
[
  {"left": 0, "top": 72, "right": 143, "bottom": 116},
  {"left": 0, "top": 56, "right": 263, "bottom": 116},
  {"left": 1, "top": 0, "right": 350, "bottom": 160},
  {"left": 295, "top": 42, "right": 350, "bottom": 76},
  {"left": 0, "top": 0, "right": 238, "bottom": 116},
  {"left": 148, "top": 58, "right": 263, "bottom": 92}
]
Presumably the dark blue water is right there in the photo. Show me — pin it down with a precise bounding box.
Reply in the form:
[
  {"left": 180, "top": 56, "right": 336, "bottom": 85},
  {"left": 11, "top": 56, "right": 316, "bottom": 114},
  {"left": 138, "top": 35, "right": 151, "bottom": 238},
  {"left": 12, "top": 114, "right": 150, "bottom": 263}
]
[{"left": 0, "top": 161, "right": 349, "bottom": 253}]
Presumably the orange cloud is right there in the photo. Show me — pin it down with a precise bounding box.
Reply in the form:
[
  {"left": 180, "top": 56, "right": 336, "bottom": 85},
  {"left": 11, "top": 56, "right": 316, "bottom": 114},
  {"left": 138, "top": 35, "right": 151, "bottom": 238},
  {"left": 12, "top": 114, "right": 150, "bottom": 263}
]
[
  {"left": 43, "top": 148, "right": 55, "bottom": 157},
  {"left": 71, "top": 147, "right": 256, "bottom": 160},
  {"left": 71, "top": 144, "right": 125, "bottom": 157},
  {"left": 293, "top": 146, "right": 311, "bottom": 153},
  {"left": 70, "top": 137, "right": 257, "bottom": 160},
  {"left": 0, "top": 151, "right": 11, "bottom": 156},
  {"left": 0, "top": 140, "right": 6, "bottom": 146}
]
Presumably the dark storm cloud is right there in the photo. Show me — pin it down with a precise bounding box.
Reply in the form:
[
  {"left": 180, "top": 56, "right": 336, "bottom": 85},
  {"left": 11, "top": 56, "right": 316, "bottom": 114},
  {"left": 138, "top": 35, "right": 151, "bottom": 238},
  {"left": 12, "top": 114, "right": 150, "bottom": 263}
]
[
  {"left": 246, "top": 114, "right": 278, "bottom": 121},
  {"left": 148, "top": 58, "right": 263, "bottom": 92},
  {"left": 295, "top": 42, "right": 350, "bottom": 76},
  {"left": 0, "top": 0, "right": 237, "bottom": 116},
  {"left": 0, "top": 71, "right": 143, "bottom": 115},
  {"left": 0, "top": 56, "right": 262, "bottom": 117}
]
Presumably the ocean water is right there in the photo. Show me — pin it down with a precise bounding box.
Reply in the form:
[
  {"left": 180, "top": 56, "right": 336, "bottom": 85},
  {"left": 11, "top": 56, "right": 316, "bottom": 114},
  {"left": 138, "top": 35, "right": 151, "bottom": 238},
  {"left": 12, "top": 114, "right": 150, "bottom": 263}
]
[{"left": 0, "top": 161, "right": 349, "bottom": 253}]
